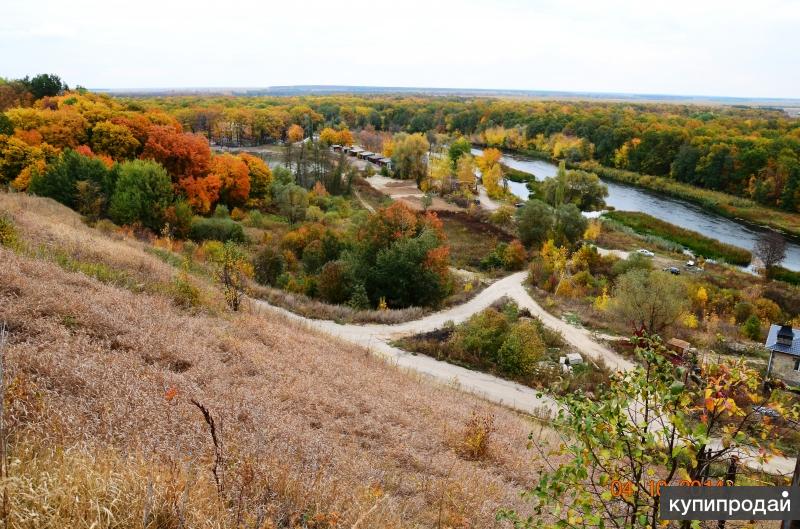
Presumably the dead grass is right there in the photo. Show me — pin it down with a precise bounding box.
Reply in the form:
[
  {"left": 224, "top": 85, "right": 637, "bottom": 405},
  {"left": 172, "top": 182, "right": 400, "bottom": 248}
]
[{"left": 0, "top": 193, "right": 562, "bottom": 527}]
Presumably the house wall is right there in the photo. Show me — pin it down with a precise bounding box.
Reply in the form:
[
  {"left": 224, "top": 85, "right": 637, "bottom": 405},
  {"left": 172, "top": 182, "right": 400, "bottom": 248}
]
[{"left": 771, "top": 352, "right": 800, "bottom": 385}]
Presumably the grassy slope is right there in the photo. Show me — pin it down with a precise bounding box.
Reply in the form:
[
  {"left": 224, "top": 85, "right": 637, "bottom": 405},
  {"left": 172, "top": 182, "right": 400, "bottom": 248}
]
[{"left": 0, "top": 192, "right": 550, "bottom": 527}]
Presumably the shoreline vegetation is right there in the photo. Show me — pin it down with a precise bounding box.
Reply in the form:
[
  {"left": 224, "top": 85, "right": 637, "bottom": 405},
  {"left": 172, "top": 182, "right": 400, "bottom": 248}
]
[
  {"left": 482, "top": 144, "right": 800, "bottom": 241},
  {"left": 602, "top": 210, "right": 753, "bottom": 266},
  {"left": 573, "top": 160, "right": 800, "bottom": 240}
]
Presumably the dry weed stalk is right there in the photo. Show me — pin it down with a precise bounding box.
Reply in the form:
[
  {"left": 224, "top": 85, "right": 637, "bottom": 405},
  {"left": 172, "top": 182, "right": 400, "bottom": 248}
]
[
  {"left": 0, "top": 321, "right": 7, "bottom": 529},
  {"left": 190, "top": 399, "right": 225, "bottom": 496}
]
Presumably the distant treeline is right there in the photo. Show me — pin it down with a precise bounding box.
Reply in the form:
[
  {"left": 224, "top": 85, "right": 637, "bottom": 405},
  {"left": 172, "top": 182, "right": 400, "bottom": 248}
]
[{"left": 126, "top": 94, "right": 800, "bottom": 214}]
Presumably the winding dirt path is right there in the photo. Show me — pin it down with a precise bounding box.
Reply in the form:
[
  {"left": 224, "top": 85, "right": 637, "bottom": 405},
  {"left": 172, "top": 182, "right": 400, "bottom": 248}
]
[
  {"left": 253, "top": 271, "right": 795, "bottom": 475},
  {"left": 254, "top": 272, "right": 630, "bottom": 416}
]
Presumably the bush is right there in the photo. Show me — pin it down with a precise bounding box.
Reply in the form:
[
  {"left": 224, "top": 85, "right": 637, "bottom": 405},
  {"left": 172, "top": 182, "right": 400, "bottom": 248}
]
[
  {"left": 496, "top": 320, "right": 545, "bottom": 376},
  {"left": 0, "top": 213, "right": 20, "bottom": 250},
  {"left": 317, "top": 260, "right": 351, "bottom": 304},
  {"left": 302, "top": 239, "right": 326, "bottom": 274},
  {"left": 29, "top": 149, "right": 115, "bottom": 210},
  {"left": 213, "top": 204, "right": 230, "bottom": 218},
  {"left": 164, "top": 200, "right": 193, "bottom": 239},
  {"left": 252, "top": 247, "right": 285, "bottom": 286},
  {"left": 741, "top": 314, "right": 763, "bottom": 341},
  {"left": 503, "top": 240, "right": 527, "bottom": 270},
  {"left": 188, "top": 217, "right": 246, "bottom": 243},
  {"left": 347, "top": 282, "right": 370, "bottom": 310},
  {"left": 456, "top": 412, "right": 495, "bottom": 461},
  {"left": 108, "top": 160, "right": 173, "bottom": 231},
  {"left": 453, "top": 309, "right": 510, "bottom": 359},
  {"left": 733, "top": 301, "right": 754, "bottom": 324},
  {"left": 247, "top": 209, "right": 265, "bottom": 228},
  {"left": 611, "top": 252, "right": 653, "bottom": 276}
]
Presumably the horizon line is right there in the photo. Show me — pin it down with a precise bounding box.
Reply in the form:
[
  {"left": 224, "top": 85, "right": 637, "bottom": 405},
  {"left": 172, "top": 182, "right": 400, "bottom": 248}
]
[{"left": 90, "top": 84, "right": 800, "bottom": 104}]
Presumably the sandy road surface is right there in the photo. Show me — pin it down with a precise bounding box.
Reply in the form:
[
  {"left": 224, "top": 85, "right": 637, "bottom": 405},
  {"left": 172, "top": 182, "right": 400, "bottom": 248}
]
[{"left": 254, "top": 269, "right": 796, "bottom": 475}]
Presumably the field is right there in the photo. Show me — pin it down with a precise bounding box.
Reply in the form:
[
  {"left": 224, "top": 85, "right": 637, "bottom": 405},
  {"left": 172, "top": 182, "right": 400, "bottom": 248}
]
[
  {"left": 0, "top": 192, "right": 555, "bottom": 528},
  {"left": 603, "top": 210, "right": 753, "bottom": 265}
]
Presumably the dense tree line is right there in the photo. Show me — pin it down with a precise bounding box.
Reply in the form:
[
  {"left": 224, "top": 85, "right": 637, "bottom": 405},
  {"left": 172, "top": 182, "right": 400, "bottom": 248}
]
[{"left": 132, "top": 94, "right": 800, "bottom": 213}]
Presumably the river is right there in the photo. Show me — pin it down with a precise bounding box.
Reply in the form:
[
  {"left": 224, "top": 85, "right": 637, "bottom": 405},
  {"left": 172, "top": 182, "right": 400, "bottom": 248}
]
[{"left": 472, "top": 148, "right": 800, "bottom": 272}]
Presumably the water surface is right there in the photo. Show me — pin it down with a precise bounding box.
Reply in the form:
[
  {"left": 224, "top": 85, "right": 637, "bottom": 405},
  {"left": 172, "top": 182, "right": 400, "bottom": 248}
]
[{"left": 472, "top": 148, "right": 800, "bottom": 271}]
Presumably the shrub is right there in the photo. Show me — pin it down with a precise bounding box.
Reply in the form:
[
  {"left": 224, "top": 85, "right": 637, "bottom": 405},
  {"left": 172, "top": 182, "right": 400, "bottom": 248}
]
[
  {"left": 305, "top": 205, "right": 324, "bottom": 222},
  {"left": 502, "top": 240, "right": 527, "bottom": 270},
  {"left": 317, "top": 260, "right": 351, "bottom": 304},
  {"left": 347, "top": 282, "right": 370, "bottom": 310},
  {"left": 171, "top": 260, "right": 202, "bottom": 308},
  {"left": 188, "top": 217, "right": 246, "bottom": 243},
  {"left": 247, "top": 209, "right": 265, "bottom": 228},
  {"left": 456, "top": 412, "right": 495, "bottom": 461},
  {"left": 29, "top": 149, "right": 115, "bottom": 210},
  {"left": 452, "top": 309, "right": 510, "bottom": 359},
  {"left": 213, "top": 204, "right": 230, "bottom": 218},
  {"left": 496, "top": 320, "right": 545, "bottom": 376},
  {"left": 733, "top": 301, "right": 754, "bottom": 324},
  {"left": 252, "top": 247, "right": 285, "bottom": 286},
  {"left": 611, "top": 252, "right": 652, "bottom": 276},
  {"left": 741, "top": 314, "right": 763, "bottom": 341},
  {"left": 489, "top": 205, "right": 515, "bottom": 227},
  {"left": 302, "top": 239, "right": 326, "bottom": 274},
  {"left": 0, "top": 213, "right": 20, "bottom": 250},
  {"left": 230, "top": 207, "right": 246, "bottom": 221},
  {"left": 163, "top": 200, "right": 193, "bottom": 239},
  {"left": 208, "top": 241, "right": 252, "bottom": 311},
  {"left": 108, "top": 159, "right": 173, "bottom": 231}
]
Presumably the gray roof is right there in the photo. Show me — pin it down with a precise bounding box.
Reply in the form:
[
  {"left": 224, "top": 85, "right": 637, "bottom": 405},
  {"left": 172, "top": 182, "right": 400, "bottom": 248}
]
[{"left": 765, "top": 324, "right": 800, "bottom": 356}]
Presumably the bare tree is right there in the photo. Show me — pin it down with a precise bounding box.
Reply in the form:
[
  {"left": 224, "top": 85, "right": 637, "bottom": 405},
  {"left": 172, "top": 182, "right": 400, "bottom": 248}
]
[{"left": 753, "top": 231, "right": 786, "bottom": 272}]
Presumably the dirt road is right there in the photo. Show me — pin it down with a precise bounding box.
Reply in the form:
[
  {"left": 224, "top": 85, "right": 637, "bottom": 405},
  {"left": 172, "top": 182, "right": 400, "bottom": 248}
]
[
  {"left": 253, "top": 270, "right": 795, "bottom": 475},
  {"left": 254, "top": 271, "right": 631, "bottom": 417}
]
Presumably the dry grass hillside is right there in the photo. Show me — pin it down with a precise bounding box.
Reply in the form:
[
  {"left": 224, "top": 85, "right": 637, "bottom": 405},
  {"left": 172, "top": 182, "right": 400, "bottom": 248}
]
[{"left": 0, "top": 192, "right": 554, "bottom": 528}]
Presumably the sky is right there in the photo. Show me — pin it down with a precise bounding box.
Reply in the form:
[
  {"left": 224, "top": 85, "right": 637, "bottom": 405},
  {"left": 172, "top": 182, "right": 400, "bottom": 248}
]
[{"left": 1, "top": 0, "right": 799, "bottom": 98}]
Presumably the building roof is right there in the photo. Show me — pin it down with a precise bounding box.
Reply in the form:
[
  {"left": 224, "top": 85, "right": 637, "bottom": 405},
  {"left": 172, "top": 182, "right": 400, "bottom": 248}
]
[
  {"left": 765, "top": 324, "right": 800, "bottom": 356},
  {"left": 361, "top": 151, "right": 375, "bottom": 157}
]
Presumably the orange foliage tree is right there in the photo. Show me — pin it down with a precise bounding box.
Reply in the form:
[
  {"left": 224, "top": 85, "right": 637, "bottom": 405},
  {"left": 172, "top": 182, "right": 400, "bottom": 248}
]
[
  {"left": 179, "top": 174, "right": 221, "bottom": 214},
  {"left": 210, "top": 153, "right": 250, "bottom": 207},
  {"left": 141, "top": 125, "right": 211, "bottom": 181},
  {"left": 286, "top": 124, "right": 304, "bottom": 144}
]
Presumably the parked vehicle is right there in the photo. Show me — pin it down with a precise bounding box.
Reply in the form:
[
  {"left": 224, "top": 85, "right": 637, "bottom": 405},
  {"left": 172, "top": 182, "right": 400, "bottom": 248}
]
[
  {"left": 663, "top": 266, "right": 681, "bottom": 275},
  {"left": 637, "top": 249, "right": 655, "bottom": 257}
]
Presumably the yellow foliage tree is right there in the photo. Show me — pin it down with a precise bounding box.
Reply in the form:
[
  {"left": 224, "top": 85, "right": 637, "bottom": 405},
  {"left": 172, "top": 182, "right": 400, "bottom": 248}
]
[
  {"left": 456, "top": 154, "right": 476, "bottom": 191},
  {"left": 286, "top": 124, "right": 304, "bottom": 144},
  {"left": 483, "top": 164, "right": 503, "bottom": 198}
]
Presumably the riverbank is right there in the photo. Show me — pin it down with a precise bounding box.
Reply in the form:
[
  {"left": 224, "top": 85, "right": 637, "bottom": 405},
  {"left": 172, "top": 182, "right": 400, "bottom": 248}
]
[
  {"left": 479, "top": 144, "right": 800, "bottom": 240},
  {"left": 603, "top": 211, "right": 753, "bottom": 266},
  {"left": 571, "top": 160, "right": 800, "bottom": 240}
]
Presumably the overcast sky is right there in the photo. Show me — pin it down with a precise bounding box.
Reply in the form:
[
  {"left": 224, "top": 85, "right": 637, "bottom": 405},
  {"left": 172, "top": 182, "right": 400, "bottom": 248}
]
[{"left": 1, "top": 0, "right": 798, "bottom": 98}]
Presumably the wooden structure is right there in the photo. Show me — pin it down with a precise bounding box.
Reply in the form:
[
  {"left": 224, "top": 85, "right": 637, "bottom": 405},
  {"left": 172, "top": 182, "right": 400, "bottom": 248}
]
[{"left": 765, "top": 324, "right": 800, "bottom": 386}]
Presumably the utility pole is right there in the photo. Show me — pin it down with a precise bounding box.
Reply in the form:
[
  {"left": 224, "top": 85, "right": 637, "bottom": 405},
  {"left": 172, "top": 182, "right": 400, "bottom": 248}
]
[{"left": 782, "top": 456, "right": 800, "bottom": 529}]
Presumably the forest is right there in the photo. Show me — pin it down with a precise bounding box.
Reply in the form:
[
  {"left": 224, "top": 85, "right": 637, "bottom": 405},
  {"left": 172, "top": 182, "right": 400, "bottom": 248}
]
[{"left": 123, "top": 92, "right": 800, "bottom": 214}]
